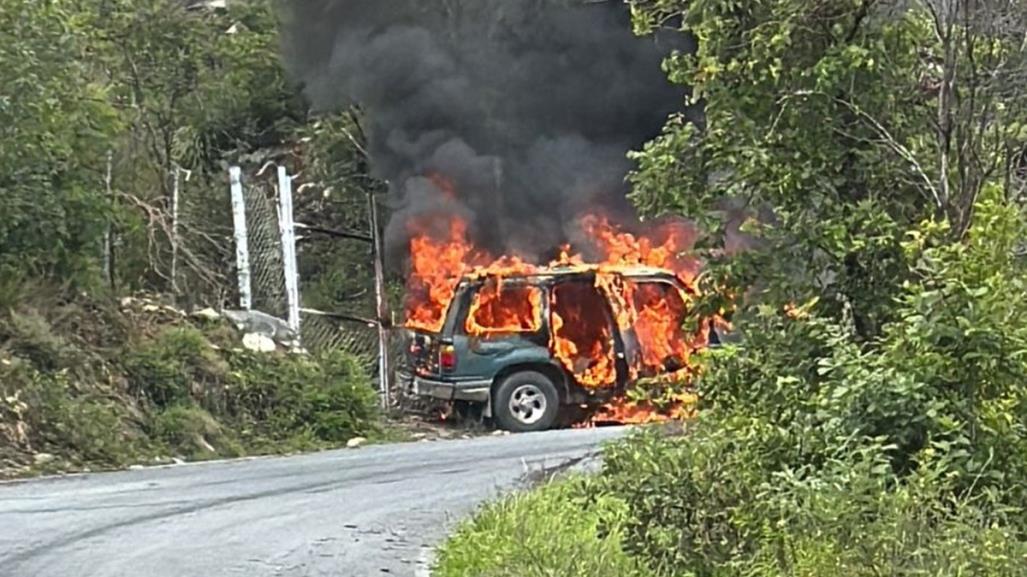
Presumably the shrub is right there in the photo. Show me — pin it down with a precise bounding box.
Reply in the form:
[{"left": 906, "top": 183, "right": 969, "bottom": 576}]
[
  {"left": 1, "top": 314, "right": 383, "bottom": 475},
  {"left": 588, "top": 197, "right": 1027, "bottom": 575},
  {"left": 601, "top": 420, "right": 805, "bottom": 574},
  {"left": 123, "top": 327, "right": 227, "bottom": 409},
  {"left": 437, "top": 198, "right": 1027, "bottom": 576},
  {"left": 1, "top": 309, "right": 82, "bottom": 373},
  {"left": 150, "top": 404, "right": 243, "bottom": 460},
  {"left": 297, "top": 351, "right": 380, "bottom": 442},
  {"left": 125, "top": 327, "right": 379, "bottom": 451},
  {"left": 223, "top": 348, "right": 380, "bottom": 445},
  {"left": 601, "top": 426, "right": 1027, "bottom": 577},
  {"left": 1, "top": 361, "right": 146, "bottom": 468}
]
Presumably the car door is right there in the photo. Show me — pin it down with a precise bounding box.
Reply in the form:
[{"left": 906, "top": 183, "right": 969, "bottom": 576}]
[
  {"left": 549, "top": 275, "right": 627, "bottom": 389},
  {"left": 451, "top": 280, "right": 551, "bottom": 380},
  {"left": 620, "top": 276, "right": 694, "bottom": 378}
]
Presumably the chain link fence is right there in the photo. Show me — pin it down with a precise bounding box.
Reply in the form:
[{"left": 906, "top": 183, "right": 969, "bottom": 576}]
[
  {"left": 241, "top": 178, "right": 289, "bottom": 320},
  {"left": 301, "top": 314, "right": 380, "bottom": 366},
  {"left": 101, "top": 160, "right": 393, "bottom": 392},
  {"left": 231, "top": 166, "right": 387, "bottom": 380}
]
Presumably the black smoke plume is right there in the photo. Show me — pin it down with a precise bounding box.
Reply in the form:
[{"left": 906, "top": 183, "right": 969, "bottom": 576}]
[{"left": 279, "top": 0, "right": 695, "bottom": 263}]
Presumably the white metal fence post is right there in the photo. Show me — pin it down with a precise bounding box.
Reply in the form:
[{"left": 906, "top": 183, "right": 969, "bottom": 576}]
[
  {"left": 277, "top": 166, "right": 302, "bottom": 339},
  {"left": 229, "top": 166, "right": 252, "bottom": 310},
  {"left": 369, "top": 189, "right": 390, "bottom": 409},
  {"left": 170, "top": 167, "right": 181, "bottom": 298},
  {"left": 102, "top": 150, "right": 114, "bottom": 289}
]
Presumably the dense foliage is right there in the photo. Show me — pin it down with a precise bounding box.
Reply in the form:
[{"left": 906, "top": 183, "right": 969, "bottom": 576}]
[
  {"left": 6, "top": 0, "right": 1027, "bottom": 569},
  {"left": 0, "top": 1, "right": 118, "bottom": 281},
  {"left": 592, "top": 196, "right": 1027, "bottom": 576},
  {"left": 0, "top": 0, "right": 379, "bottom": 313},
  {"left": 629, "top": 0, "right": 1027, "bottom": 337},
  {"left": 442, "top": 1, "right": 1027, "bottom": 575}
]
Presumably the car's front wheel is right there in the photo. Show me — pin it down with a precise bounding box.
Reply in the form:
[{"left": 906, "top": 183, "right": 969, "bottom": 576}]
[{"left": 493, "top": 371, "right": 560, "bottom": 432}]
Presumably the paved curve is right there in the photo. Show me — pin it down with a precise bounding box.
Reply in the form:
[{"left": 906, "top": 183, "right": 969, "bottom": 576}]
[{"left": 0, "top": 427, "right": 625, "bottom": 577}]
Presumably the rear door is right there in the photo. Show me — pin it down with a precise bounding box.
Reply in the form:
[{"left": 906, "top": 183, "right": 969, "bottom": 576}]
[
  {"left": 549, "top": 276, "right": 626, "bottom": 389},
  {"left": 621, "top": 276, "right": 696, "bottom": 377}
]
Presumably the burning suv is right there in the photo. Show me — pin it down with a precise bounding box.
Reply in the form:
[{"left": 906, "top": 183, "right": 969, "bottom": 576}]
[{"left": 404, "top": 264, "right": 708, "bottom": 431}]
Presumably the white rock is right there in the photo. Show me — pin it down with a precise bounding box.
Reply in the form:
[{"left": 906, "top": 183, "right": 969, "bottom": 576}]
[
  {"left": 346, "top": 437, "right": 367, "bottom": 449},
  {"left": 33, "top": 453, "right": 55, "bottom": 465},
  {"left": 191, "top": 307, "right": 221, "bottom": 321},
  {"left": 242, "top": 333, "right": 277, "bottom": 353},
  {"left": 163, "top": 305, "right": 187, "bottom": 317}
]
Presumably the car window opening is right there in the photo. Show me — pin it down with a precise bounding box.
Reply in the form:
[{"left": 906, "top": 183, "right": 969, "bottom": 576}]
[
  {"left": 550, "top": 281, "right": 616, "bottom": 388},
  {"left": 627, "top": 280, "right": 690, "bottom": 373},
  {"left": 464, "top": 281, "right": 543, "bottom": 335}
]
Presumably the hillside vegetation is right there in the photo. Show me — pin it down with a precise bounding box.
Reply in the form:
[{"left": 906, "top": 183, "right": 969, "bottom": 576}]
[
  {"left": 0, "top": 0, "right": 384, "bottom": 475},
  {"left": 0, "top": 291, "right": 380, "bottom": 477},
  {"left": 438, "top": 1, "right": 1027, "bottom": 575}
]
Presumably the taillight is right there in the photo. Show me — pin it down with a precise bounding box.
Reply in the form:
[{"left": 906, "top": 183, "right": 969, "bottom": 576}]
[{"left": 439, "top": 344, "right": 457, "bottom": 372}]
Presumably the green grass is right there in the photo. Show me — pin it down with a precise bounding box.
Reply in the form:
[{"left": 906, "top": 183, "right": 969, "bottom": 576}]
[{"left": 434, "top": 476, "right": 651, "bottom": 577}]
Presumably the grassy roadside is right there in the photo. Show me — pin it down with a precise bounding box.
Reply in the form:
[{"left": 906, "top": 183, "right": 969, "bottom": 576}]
[
  {"left": 434, "top": 424, "right": 1027, "bottom": 577},
  {"left": 434, "top": 475, "right": 650, "bottom": 577}
]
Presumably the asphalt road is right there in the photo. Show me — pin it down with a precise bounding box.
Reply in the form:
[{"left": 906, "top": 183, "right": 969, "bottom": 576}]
[{"left": 0, "top": 427, "right": 626, "bottom": 577}]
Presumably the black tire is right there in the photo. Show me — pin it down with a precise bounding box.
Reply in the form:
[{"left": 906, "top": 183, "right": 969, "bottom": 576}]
[{"left": 493, "top": 371, "right": 560, "bottom": 432}]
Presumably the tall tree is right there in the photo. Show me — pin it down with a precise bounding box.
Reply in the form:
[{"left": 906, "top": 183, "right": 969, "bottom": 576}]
[
  {"left": 627, "top": 0, "right": 1027, "bottom": 336},
  {"left": 0, "top": 0, "right": 121, "bottom": 283}
]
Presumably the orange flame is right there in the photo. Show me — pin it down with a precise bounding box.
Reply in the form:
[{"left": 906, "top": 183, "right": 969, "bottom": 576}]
[
  {"left": 582, "top": 215, "right": 700, "bottom": 284},
  {"left": 404, "top": 182, "right": 717, "bottom": 425},
  {"left": 592, "top": 391, "right": 698, "bottom": 425},
  {"left": 405, "top": 217, "right": 482, "bottom": 332},
  {"left": 466, "top": 281, "right": 544, "bottom": 335}
]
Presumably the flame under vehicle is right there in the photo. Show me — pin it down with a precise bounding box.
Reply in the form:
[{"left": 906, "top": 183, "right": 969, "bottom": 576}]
[{"left": 404, "top": 264, "right": 708, "bottom": 432}]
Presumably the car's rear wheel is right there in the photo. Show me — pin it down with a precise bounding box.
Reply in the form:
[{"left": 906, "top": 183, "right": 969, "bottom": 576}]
[{"left": 493, "top": 371, "right": 560, "bottom": 432}]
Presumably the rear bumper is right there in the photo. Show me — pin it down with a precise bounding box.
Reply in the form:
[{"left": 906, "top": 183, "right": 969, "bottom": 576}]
[{"left": 411, "top": 375, "right": 491, "bottom": 403}]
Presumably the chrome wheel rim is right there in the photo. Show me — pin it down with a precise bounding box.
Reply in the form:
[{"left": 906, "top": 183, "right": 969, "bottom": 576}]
[{"left": 508, "top": 383, "right": 547, "bottom": 425}]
